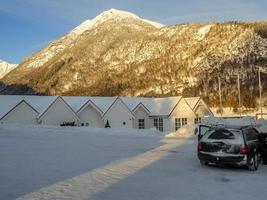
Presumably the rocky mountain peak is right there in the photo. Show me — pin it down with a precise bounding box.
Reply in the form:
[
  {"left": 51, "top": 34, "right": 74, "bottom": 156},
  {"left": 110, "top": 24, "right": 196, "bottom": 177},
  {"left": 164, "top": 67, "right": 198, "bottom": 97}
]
[{"left": 71, "top": 8, "right": 164, "bottom": 35}]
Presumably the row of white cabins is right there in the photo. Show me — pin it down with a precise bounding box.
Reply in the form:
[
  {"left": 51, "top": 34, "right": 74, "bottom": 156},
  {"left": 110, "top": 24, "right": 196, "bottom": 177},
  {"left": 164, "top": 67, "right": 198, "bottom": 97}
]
[{"left": 0, "top": 95, "right": 213, "bottom": 132}]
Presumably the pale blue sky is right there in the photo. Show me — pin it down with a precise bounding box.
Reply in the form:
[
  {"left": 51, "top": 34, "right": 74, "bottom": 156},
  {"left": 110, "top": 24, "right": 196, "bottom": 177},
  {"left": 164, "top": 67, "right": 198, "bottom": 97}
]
[{"left": 0, "top": 0, "right": 267, "bottom": 63}]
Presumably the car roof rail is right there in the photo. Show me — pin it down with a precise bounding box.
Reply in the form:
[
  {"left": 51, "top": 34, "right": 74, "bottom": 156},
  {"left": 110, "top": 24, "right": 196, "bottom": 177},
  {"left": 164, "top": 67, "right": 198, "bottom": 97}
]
[{"left": 210, "top": 123, "right": 226, "bottom": 128}]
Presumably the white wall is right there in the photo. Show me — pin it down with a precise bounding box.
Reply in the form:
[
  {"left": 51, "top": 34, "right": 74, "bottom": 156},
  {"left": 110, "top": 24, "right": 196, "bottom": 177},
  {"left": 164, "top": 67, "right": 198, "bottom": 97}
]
[
  {"left": 103, "top": 99, "right": 133, "bottom": 128},
  {"left": 195, "top": 104, "right": 212, "bottom": 117},
  {"left": 133, "top": 106, "right": 150, "bottom": 129},
  {"left": 39, "top": 98, "right": 79, "bottom": 126},
  {"left": 78, "top": 104, "right": 104, "bottom": 128},
  {"left": 1, "top": 102, "right": 38, "bottom": 125},
  {"left": 168, "top": 99, "right": 196, "bottom": 132}
]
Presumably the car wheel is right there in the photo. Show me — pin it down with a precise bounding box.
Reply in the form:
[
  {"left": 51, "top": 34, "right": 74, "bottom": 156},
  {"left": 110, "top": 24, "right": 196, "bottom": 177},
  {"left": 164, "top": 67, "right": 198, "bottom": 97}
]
[
  {"left": 200, "top": 160, "right": 208, "bottom": 166},
  {"left": 255, "top": 154, "right": 260, "bottom": 170},
  {"left": 247, "top": 154, "right": 259, "bottom": 171}
]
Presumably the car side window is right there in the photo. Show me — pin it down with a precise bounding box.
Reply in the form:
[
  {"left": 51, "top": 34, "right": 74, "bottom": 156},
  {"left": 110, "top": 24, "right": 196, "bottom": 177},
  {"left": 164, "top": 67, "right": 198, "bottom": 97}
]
[{"left": 208, "top": 129, "right": 235, "bottom": 140}]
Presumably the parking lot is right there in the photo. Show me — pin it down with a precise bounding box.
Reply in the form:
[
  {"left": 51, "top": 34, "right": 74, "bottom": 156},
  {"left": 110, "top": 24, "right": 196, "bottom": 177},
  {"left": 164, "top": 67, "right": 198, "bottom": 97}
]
[{"left": 0, "top": 125, "right": 267, "bottom": 200}]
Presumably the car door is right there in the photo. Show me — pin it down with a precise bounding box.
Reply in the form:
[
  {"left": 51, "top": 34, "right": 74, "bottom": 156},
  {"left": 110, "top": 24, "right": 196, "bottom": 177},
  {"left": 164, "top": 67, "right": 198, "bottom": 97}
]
[
  {"left": 198, "top": 125, "right": 211, "bottom": 141},
  {"left": 243, "top": 128, "right": 260, "bottom": 155}
]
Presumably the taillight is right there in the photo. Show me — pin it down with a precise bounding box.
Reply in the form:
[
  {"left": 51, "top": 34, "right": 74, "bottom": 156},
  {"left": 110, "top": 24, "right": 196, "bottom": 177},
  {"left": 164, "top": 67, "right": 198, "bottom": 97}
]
[
  {"left": 198, "top": 143, "right": 203, "bottom": 151},
  {"left": 240, "top": 147, "right": 250, "bottom": 154}
]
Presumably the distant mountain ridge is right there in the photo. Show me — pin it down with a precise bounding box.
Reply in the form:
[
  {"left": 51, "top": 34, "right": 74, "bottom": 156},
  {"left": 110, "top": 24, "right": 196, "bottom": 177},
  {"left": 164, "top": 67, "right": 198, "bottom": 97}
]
[
  {"left": 1, "top": 9, "right": 267, "bottom": 109},
  {"left": 0, "top": 59, "right": 17, "bottom": 79}
]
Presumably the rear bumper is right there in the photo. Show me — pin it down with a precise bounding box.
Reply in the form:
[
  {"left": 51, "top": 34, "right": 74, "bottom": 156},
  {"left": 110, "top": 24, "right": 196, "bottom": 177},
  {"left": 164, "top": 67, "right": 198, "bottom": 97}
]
[{"left": 198, "top": 152, "right": 247, "bottom": 166}]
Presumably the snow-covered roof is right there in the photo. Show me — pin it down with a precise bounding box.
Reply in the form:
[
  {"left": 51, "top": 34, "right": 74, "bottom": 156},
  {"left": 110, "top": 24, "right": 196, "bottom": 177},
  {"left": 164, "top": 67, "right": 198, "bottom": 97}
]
[
  {"left": 38, "top": 96, "right": 80, "bottom": 120},
  {"left": 121, "top": 96, "right": 182, "bottom": 116},
  {"left": 89, "top": 97, "right": 118, "bottom": 113},
  {"left": 0, "top": 95, "right": 194, "bottom": 118},
  {"left": 184, "top": 97, "right": 201, "bottom": 110},
  {"left": 0, "top": 96, "right": 25, "bottom": 119},
  {"left": 102, "top": 97, "right": 135, "bottom": 119},
  {"left": 63, "top": 96, "right": 90, "bottom": 112},
  {"left": 63, "top": 96, "right": 116, "bottom": 113},
  {"left": 0, "top": 95, "right": 57, "bottom": 119},
  {"left": 0, "top": 100, "right": 39, "bottom": 120}
]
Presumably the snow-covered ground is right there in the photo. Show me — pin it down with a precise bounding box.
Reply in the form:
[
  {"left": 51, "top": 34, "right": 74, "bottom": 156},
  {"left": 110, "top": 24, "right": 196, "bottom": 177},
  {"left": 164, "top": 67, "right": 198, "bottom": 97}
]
[{"left": 0, "top": 125, "right": 266, "bottom": 200}]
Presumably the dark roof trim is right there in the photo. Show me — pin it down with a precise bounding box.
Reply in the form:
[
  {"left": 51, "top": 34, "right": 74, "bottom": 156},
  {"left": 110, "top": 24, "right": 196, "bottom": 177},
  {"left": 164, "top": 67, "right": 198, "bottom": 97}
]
[
  {"left": 191, "top": 97, "right": 201, "bottom": 110},
  {"left": 38, "top": 96, "right": 80, "bottom": 120},
  {"left": 168, "top": 97, "right": 183, "bottom": 117},
  {"left": 194, "top": 98, "right": 214, "bottom": 116},
  {"left": 132, "top": 102, "right": 151, "bottom": 114},
  {"left": 169, "top": 97, "right": 197, "bottom": 117},
  {"left": 149, "top": 115, "right": 169, "bottom": 118},
  {"left": 103, "top": 97, "right": 135, "bottom": 118},
  {"left": 77, "top": 99, "right": 103, "bottom": 115},
  {"left": 0, "top": 100, "right": 39, "bottom": 121}
]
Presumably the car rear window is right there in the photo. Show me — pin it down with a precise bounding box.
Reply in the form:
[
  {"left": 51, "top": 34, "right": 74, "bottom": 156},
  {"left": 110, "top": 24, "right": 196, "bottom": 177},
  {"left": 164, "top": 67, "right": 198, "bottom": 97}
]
[{"left": 208, "top": 129, "right": 235, "bottom": 140}]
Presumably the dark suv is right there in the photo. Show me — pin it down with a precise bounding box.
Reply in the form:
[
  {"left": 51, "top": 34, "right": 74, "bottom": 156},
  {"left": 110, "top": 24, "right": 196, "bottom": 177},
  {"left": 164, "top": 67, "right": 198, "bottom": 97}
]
[{"left": 197, "top": 125, "right": 261, "bottom": 171}]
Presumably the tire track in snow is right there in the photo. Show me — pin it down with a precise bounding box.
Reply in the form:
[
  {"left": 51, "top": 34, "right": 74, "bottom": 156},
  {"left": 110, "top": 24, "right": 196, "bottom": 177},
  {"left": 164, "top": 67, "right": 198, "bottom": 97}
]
[{"left": 17, "top": 138, "right": 188, "bottom": 200}]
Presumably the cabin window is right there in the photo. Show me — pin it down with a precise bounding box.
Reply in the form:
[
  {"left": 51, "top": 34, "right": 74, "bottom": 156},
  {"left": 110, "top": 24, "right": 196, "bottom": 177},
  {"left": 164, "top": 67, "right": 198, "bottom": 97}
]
[
  {"left": 86, "top": 123, "right": 89, "bottom": 127},
  {"left": 81, "top": 123, "right": 84, "bottom": 126},
  {"left": 175, "top": 118, "right": 187, "bottom": 129},
  {"left": 154, "top": 118, "right": 163, "bottom": 132},
  {"left": 138, "top": 119, "right": 145, "bottom": 129},
  {"left": 123, "top": 122, "right": 126, "bottom": 126},
  {"left": 175, "top": 118, "right": 181, "bottom": 131},
  {"left": 182, "top": 118, "right": 187, "bottom": 126},
  {"left": 195, "top": 117, "right": 202, "bottom": 124}
]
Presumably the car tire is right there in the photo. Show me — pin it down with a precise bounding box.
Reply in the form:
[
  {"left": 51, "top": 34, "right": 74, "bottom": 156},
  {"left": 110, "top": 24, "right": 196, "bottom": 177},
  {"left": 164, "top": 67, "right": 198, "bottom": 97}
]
[
  {"left": 200, "top": 160, "right": 208, "bottom": 166},
  {"left": 247, "top": 154, "right": 259, "bottom": 171}
]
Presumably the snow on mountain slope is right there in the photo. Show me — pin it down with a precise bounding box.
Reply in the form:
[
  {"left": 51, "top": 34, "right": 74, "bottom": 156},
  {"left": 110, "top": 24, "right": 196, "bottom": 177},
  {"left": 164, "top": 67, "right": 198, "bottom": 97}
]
[
  {"left": 0, "top": 59, "right": 17, "bottom": 79},
  {"left": 71, "top": 8, "right": 164, "bottom": 35},
  {"left": 22, "top": 8, "right": 164, "bottom": 69},
  {"left": 2, "top": 13, "right": 267, "bottom": 108}
]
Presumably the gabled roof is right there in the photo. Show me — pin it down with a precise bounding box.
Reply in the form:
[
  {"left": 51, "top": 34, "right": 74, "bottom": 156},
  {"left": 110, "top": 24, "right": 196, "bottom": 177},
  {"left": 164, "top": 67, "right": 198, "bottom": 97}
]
[
  {"left": 63, "top": 96, "right": 117, "bottom": 113},
  {"left": 184, "top": 97, "right": 201, "bottom": 111},
  {"left": 132, "top": 102, "right": 151, "bottom": 114},
  {"left": 0, "top": 95, "right": 210, "bottom": 119},
  {"left": 184, "top": 97, "right": 213, "bottom": 116},
  {"left": 63, "top": 96, "right": 89, "bottom": 112},
  {"left": 0, "top": 95, "right": 24, "bottom": 119},
  {"left": 103, "top": 97, "right": 135, "bottom": 118},
  {"left": 0, "top": 100, "right": 39, "bottom": 120},
  {"left": 0, "top": 95, "right": 56, "bottom": 119},
  {"left": 121, "top": 96, "right": 182, "bottom": 116},
  {"left": 89, "top": 96, "right": 118, "bottom": 113},
  {"left": 38, "top": 96, "right": 79, "bottom": 120},
  {"left": 77, "top": 99, "right": 103, "bottom": 115},
  {"left": 168, "top": 97, "right": 191, "bottom": 117}
]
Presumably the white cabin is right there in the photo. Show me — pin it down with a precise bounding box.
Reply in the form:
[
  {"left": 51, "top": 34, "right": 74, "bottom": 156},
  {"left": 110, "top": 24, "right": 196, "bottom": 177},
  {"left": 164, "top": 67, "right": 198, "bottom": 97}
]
[
  {"left": 77, "top": 100, "right": 104, "bottom": 127},
  {"left": 184, "top": 97, "right": 214, "bottom": 123},
  {"left": 0, "top": 100, "right": 39, "bottom": 125},
  {"left": 38, "top": 97, "right": 80, "bottom": 126},
  {"left": 0, "top": 95, "right": 213, "bottom": 132},
  {"left": 103, "top": 97, "right": 135, "bottom": 128}
]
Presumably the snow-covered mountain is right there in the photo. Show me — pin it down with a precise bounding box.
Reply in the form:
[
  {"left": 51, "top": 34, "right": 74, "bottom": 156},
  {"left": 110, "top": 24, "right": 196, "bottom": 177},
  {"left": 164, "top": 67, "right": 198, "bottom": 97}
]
[
  {"left": 0, "top": 59, "right": 17, "bottom": 79},
  {"left": 71, "top": 8, "right": 164, "bottom": 35},
  {"left": 1, "top": 9, "right": 267, "bottom": 108},
  {"left": 14, "top": 8, "right": 164, "bottom": 70}
]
